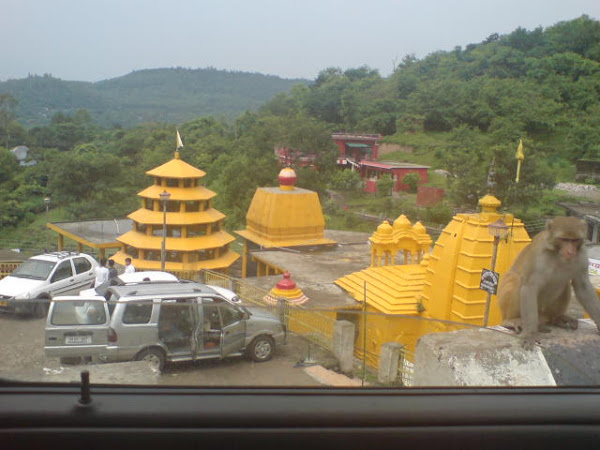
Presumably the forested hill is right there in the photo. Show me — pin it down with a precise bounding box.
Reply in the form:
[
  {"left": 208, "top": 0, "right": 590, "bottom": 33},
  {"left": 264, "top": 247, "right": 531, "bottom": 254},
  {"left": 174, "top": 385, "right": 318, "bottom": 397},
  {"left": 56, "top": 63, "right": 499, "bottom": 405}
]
[
  {"left": 1, "top": 16, "right": 599, "bottom": 238},
  {"left": 0, "top": 68, "right": 308, "bottom": 127}
]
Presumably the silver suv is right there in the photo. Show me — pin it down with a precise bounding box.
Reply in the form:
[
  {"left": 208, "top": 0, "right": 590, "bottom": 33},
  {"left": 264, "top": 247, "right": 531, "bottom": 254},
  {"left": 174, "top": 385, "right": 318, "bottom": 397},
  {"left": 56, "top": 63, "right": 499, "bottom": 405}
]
[
  {"left": 0, "top": 252, "right": 98, "bottom": 317},
  {"left": 45, "top": 282, "right": 286, "bottom": 370}
]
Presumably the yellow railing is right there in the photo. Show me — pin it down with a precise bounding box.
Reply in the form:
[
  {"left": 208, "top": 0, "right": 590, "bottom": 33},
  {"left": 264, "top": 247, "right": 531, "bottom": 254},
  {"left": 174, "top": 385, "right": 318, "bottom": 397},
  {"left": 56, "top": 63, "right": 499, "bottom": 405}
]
[
  {"left": 0, "top": 262, "right": 21, "bottom": 280},
  {"left": 199, "top": 270, "right": 337, "bottom": 353},
  {"left": 197, "top": 270, "right": 414, "bottom": 386}
]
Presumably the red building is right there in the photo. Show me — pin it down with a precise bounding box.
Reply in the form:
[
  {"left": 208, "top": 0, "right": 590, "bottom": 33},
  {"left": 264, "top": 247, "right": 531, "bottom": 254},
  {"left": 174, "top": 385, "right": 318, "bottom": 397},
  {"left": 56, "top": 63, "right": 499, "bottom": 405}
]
[
  {"left": 333, "top": 133, "right": 429, "bottom": 193},
  {"left": 275, "top": 132, "right": 430, "bottom": 193},
  {"left": 361, "top": 161, "right": 430, "bottom": 193},
  {"left": 332, "top": 132, "right": 381, "bottom": 168}
]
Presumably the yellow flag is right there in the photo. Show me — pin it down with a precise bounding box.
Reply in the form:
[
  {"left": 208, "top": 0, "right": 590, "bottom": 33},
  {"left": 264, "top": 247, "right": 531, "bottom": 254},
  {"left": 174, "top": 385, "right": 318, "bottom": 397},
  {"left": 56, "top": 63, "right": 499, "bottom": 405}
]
[
  {"left": 515, "top": 139, "right": 524, "bottom": 161},
  {"left": 176, "top": 129, "right": 184, "bottom": 150},
  {"left": 515, "top": 139, "right": 524, "bottom": 183}
]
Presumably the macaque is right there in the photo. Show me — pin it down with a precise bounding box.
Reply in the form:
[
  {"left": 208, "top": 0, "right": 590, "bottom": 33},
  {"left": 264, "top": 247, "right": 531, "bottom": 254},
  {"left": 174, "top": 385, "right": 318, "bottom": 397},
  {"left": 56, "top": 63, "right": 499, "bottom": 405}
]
[{"left": 498, "top": 216, "right": 600, "bottom": 350}]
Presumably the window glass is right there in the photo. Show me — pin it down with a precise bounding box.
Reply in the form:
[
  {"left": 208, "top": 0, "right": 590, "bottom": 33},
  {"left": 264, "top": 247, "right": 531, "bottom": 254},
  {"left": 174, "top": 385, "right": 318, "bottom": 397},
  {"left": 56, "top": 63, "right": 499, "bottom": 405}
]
[
  {"left": 122, "top": 302, "right": 153, "bottom": 324},
  {"left": 219, "top": 303, "right": 241, "bottom": 327},
  {"left": 187, "top": 224, "right": 206, "bottom": 237},
  {"left": 73, "top": 257, "right": 92, "bottom": 274},
  {"left": 51, "top": 260, "right": 73, "bottom": 282},
  {"left": 51, "top": 301, "right": 107, "bottom": 325},
  {"left": 11, "top": 259, "right": 55, "bottom": 280},
  {"left": 5, "top": 6, "right": 600, "bottom": 393},
  {"left": 185, "top": 201, "right": 200, "bottom": 212},
  {"left": 203, "top": 303, "right": 221, "bottom": 330}
]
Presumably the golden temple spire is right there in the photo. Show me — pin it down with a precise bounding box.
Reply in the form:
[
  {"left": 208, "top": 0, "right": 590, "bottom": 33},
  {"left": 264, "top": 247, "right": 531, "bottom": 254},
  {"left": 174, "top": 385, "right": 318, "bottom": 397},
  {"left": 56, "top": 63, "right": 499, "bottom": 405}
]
[
  {"left": 175, "top": 129, "right": 184, "bottom": 159},
  {"left": 515, "top": 139, "right": 525, "bottom": 183}
]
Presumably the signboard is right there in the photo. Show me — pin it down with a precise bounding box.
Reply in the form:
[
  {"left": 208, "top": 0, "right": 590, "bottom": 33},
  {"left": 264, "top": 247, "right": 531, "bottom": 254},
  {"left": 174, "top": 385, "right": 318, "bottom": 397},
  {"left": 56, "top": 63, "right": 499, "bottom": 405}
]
[
  {"left": 589, "top": 258, "right": 600, "bottom": 276},
  {"left": 480, "top": 269, "right": 500, "bottom": 295}
]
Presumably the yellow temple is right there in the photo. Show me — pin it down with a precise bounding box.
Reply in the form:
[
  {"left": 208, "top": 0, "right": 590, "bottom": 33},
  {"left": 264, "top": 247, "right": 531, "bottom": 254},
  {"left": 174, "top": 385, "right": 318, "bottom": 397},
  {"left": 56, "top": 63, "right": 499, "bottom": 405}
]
[
  {"left": 335, "top": 193, "right": 532, "bottom": 365},
  {"left": 235, "top": 167, "right": 336, "bottom": 277},
  {"left": 111, "top": 148, "right": 239, "bottom": 275}
]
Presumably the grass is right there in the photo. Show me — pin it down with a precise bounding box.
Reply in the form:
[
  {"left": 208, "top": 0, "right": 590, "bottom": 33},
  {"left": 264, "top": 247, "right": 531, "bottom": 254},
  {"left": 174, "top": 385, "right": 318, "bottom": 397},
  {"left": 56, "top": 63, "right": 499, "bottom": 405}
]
[{"left": 0, "top": 207, "right": 77, "bottom": 255}]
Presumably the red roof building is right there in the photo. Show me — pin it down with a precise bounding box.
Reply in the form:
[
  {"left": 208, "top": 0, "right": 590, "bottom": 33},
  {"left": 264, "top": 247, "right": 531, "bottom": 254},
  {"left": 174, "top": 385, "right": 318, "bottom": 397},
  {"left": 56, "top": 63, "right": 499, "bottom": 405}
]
[
  {"left": 361, "top": 161, "right": 430, "bottom": 193},
  {"left": 332, "top": 132, "right": 381, "bottom": 168},
  {"left": 275, "top": 132, "right": 430, "bottom": 193}
]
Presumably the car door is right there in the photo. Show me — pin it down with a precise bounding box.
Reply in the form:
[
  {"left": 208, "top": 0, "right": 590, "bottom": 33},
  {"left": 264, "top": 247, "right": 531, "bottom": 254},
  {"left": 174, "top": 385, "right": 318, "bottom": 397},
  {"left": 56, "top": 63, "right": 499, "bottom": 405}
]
[
  {"left": 218, "top": 301, "right": 246, "bottom": 358},
  {"left": 72, "top": 256, "right": 96, "bottom": 292},
  {"left": 48, "top": 260, "right": 78, "bottom": 297},
  {"left": 157, "top": 299, "right": 195, "bottom": 356},
  {"left": 195, "top": 298, "right": 223, "bottom": 358}
]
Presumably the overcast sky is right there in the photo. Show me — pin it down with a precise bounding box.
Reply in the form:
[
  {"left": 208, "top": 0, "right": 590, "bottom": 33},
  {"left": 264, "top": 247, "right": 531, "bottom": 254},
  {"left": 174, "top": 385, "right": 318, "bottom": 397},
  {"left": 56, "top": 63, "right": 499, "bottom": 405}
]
[{"left": 2, "top": 0, "right": 599, "bottom": 82}]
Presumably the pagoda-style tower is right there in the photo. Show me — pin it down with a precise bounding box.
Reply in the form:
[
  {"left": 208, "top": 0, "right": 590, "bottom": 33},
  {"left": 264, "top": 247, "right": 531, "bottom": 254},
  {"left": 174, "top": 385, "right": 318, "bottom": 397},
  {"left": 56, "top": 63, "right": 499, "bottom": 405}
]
[{"left": 112, "top": 145, "right": 239, "bottom": 275}]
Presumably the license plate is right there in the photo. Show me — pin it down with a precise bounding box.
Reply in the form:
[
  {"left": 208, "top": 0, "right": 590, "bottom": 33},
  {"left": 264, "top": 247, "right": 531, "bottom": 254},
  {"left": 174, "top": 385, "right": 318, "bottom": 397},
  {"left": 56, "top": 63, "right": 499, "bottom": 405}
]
[{"left": 65, "top": 335, "right": 92, "bottom": 345}]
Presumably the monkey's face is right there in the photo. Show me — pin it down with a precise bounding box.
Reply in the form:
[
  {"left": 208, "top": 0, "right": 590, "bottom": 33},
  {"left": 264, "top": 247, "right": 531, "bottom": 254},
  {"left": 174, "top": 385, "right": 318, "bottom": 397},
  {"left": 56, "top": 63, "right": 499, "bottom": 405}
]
[
  {"left": 556, "top": 237, "right": 582, "bottom": 261},
  {"left": 547, "top": 217, "right": 586, "bottom": 261}
]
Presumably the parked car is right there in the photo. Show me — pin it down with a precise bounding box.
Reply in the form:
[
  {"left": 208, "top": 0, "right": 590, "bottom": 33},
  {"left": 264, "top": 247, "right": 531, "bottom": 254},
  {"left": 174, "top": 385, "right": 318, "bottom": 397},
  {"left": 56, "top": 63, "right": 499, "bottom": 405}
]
[
  {"left": 82, "top": 271, "right": 242, "bottom": 304},
  {"left": 79, "top": 270, "right": 180, "bottom": 297},
  {"left": 206, "top": 284, "right": 241, "bottom": 304},
  {"left": 45, "top": 281, "right": 286, "bottom": 370},
  {"left": 0, "top": 252, "right": 98, "bottom": 317}
]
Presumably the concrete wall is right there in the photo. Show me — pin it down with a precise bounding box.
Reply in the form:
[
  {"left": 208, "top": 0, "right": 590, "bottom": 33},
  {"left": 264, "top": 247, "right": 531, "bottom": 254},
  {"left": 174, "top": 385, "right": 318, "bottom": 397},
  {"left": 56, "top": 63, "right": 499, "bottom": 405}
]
[{"left": 413, "top": 320, "right": 600, "bottom": 387}]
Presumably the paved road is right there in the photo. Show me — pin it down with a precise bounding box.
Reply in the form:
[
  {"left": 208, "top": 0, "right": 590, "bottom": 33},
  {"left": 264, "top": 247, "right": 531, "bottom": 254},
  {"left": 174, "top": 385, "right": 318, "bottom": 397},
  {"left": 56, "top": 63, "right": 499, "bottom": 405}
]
[{"left": 0, "top": 313, "right": 336, "bottom": 387}]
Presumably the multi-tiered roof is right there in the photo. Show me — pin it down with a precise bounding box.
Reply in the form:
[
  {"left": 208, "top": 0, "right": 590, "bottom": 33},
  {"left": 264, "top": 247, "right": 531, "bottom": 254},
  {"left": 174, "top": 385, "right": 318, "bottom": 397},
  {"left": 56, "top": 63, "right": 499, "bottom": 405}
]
[{"left": 111, "top": 149, "right": 239, "bottom": 274}]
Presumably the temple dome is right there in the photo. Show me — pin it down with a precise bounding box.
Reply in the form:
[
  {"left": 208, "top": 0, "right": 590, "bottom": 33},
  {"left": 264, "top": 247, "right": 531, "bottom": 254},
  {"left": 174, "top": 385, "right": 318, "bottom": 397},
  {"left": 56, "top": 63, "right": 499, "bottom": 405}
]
[{"left": 278, "top": 167, "right": 297, "bottom": 190}]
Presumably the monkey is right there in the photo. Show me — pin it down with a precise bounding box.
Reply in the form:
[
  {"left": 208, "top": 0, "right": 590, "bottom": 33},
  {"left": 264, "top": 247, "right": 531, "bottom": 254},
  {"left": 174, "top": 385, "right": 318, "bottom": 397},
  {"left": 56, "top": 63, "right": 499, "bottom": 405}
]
[{"left": 497, "top": 216, "right": 600, "bottom": 350}]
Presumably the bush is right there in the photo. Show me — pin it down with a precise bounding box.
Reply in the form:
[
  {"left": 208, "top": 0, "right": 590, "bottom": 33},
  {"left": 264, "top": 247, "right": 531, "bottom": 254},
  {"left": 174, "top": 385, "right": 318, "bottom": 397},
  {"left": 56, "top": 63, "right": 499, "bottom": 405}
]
[
  {"left": 377, "top": 174, "right": 394, "bottom": 197},
  {"left": 329, "top": 170, "right": 362, "bottom": 191},
  {"left": 402, "top": 173, "right": 420, "bottom": 193},
  {"left": 424, "top": 203, "right": 453, "bottom": 226}
]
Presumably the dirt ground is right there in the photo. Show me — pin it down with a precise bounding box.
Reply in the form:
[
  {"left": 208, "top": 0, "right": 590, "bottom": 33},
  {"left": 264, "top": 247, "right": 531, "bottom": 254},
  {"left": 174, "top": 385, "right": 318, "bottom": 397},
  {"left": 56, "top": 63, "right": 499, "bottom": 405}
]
[{"left": 0, "top": 313, "right": 343, "bottom": 387}]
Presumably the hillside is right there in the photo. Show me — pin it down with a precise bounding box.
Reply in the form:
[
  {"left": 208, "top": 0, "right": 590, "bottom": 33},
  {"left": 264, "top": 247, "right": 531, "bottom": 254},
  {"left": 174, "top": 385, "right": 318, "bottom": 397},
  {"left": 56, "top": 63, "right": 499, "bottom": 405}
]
[{"left": 0, "top": 68, "right": 308, "bottom": 127}]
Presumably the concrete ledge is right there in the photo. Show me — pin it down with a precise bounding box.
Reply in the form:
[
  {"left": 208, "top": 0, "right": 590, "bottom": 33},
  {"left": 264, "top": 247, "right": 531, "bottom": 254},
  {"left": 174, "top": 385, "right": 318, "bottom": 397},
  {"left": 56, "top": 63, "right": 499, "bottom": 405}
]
[
  {"left": 413, "top": 319, "right": 600, "bottom": 387},
  {"left": 414, "top": 327, "right": 555, "bottom": 386}
]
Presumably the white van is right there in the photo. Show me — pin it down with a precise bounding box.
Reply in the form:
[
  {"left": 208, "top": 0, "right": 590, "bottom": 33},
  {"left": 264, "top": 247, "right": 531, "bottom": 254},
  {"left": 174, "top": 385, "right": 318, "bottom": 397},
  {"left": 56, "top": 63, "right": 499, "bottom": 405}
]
[{"left": 45, "top": 282, "right": 286, "bottom": 371}]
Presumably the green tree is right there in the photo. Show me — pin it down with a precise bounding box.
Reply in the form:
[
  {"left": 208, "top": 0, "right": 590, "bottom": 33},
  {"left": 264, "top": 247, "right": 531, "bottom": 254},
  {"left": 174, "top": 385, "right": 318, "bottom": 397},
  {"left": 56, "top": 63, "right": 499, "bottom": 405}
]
[
  {"left": 377, "top": 174, "right": 394, "bottom": 197},
  {"left": 329, "top": 169, "right": 362, "bottom": 191},
  {"left": 402, "top": 173, "right": 420, "bottom": 193},
  {"left": 0, "top": 94, "right": 23, "bottom": 148},
  {"left": 46, "top": 143, "right": 127, "bottom": 218}
]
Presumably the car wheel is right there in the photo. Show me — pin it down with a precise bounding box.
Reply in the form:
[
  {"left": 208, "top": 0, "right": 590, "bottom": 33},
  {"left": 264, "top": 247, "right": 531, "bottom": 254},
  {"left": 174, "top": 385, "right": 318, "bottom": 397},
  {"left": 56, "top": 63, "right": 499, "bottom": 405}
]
[
  {"left": 135, "top": 348, "right": 165, "bottom": 372},
  {"left": 246, "top": 335, "right": 275, "bottom": 362},
  {"left": 33, "top": 297, "right": 50, "bottom": 319}
]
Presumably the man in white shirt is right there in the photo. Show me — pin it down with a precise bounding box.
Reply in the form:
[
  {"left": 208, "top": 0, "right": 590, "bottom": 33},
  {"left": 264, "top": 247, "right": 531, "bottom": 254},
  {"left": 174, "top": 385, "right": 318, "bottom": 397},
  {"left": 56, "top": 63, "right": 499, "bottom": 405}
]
[
  {"left": 94, "top": 258, "right": 109, "bottom": 287},
  {"left": 124, "top": 257, "right": 136, "bottom": 274}
]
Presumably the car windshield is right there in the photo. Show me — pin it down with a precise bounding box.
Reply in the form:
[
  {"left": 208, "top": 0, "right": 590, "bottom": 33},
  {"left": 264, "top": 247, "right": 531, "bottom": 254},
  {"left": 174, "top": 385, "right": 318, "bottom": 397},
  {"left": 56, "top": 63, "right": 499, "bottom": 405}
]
[
  {"left": 51, "top": 300, "right": 107, "bottom": 326},
  {"left": 1, "top": 3, "right": 600, "bottom": 392},
  {"left": 11, "top": 259, "right": 55, "bottom": 280}
]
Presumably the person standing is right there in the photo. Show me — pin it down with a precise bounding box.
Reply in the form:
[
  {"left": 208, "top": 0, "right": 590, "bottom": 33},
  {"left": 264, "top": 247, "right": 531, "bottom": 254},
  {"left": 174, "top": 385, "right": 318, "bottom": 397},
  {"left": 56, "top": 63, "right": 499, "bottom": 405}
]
[
  {"left": 124, "top": 257, "right": 136, "bottom": 274},
  {"left": 107, "top": 259, "right": 118, "bottom": 280},
  {"left": 94, "top": 258, "right": 109, "bottom": 288}
]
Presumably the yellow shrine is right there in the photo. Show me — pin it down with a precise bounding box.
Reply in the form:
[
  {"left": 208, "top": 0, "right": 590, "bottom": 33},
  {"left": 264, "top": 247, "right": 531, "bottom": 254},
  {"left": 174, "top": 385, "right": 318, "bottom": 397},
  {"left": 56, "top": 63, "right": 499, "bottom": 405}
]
[
  {"left": 263, "top": 272, "right": 309, "bottom": 306},
  {"left": 335, "top": 193, "right": 532, "bottom": 366},
  {"left": 235, "top": 167, "right": 336, "bottom": 277},
  {"left": 111, "top": 145, "right": 239, "bottom": 275}
]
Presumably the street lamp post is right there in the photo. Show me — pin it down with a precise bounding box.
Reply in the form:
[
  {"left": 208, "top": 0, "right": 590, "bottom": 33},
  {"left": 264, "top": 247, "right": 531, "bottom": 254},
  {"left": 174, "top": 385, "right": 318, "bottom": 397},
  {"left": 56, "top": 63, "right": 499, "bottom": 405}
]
[
  {"left": 160, "top": 190, "right": 171, "bottom": 271},
  {"left": 483, "top": 219, "right": 509, "bottom": 326},
  {"left": 44, "top": 196, "right": 51, "bottom": 249}
]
